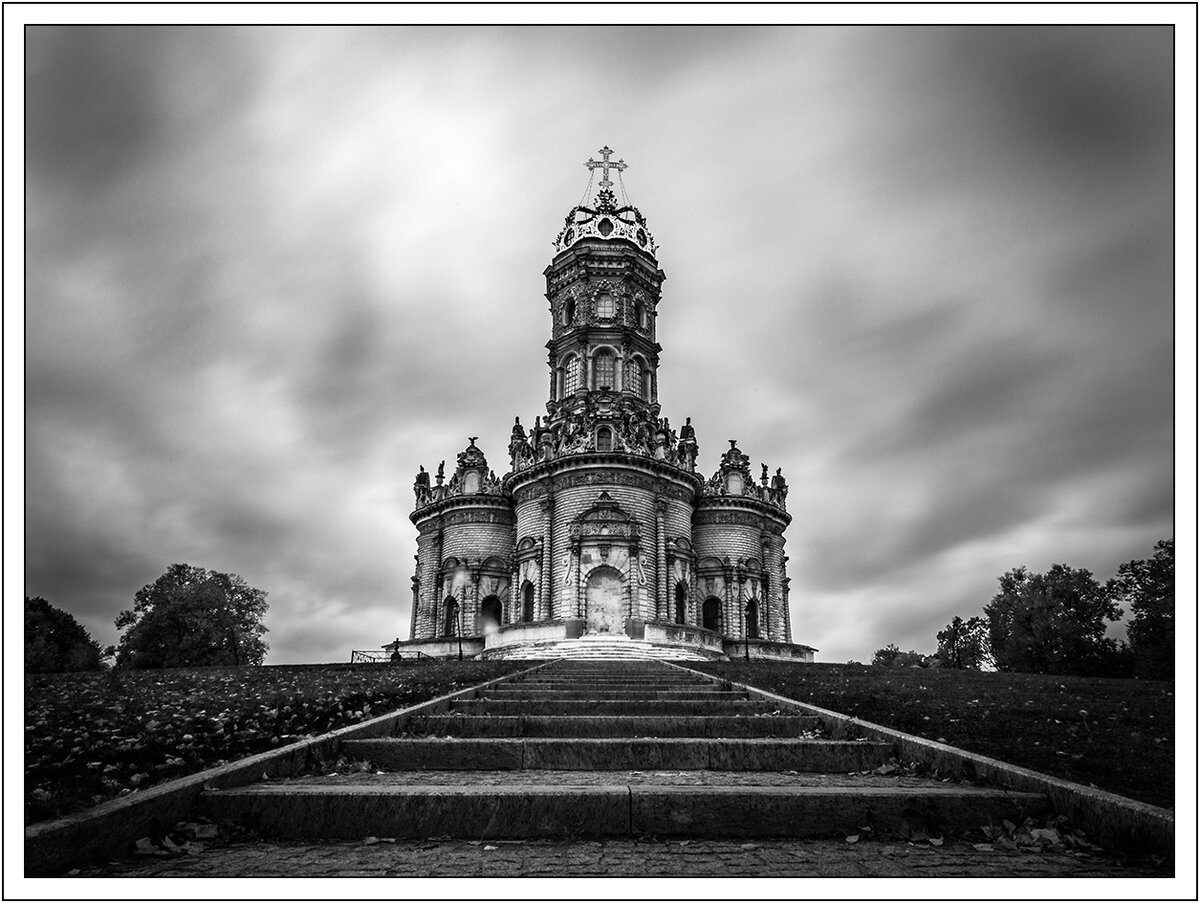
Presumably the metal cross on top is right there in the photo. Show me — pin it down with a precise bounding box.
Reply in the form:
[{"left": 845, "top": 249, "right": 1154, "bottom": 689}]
[{"left": 585, "top": 146, "right": 627, "bottom": 191}]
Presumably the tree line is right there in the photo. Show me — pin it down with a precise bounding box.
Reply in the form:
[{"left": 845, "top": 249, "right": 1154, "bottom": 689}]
[
  {"left": 25, "top": 564, "right": 269, "bottom": 673},
  {"left": 872, "top": 539, "right": 1173, "bottom": 680}
]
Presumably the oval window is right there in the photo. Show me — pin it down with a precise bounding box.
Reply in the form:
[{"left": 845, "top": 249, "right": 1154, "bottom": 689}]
[{"left": 598, "top": 218, "right": 614, "bottom": 237}]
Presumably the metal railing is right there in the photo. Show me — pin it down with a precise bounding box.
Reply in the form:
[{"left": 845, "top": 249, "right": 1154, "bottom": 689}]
[{"left": 349, "top": 649, "right": 429, "bottom": 663}]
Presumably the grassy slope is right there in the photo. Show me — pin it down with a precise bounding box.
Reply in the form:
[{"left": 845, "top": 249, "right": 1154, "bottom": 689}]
[
  {"left": 24, "top": 660, "right": 526, "bottom": 824},
  {"left": 692, "top": 661, "right": 1174, "bottom": 810}
]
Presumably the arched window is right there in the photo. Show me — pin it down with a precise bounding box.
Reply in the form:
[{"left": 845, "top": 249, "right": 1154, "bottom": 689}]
[
  {"left": 593, "top": 351, "right": 615, "bottom": 390},
  {"left": 596, "top": 426, "right": 613, "bottom": 452},
  {"left": 563, "top": 355, "right": 581, "bottom": 395},
  {"left": 596, "top": 293, "right": 615, "bottom": 319},
  {"left": 702, "top": 597, "right": 722, "bottom": 633},
  {"left": 625, "top": 357, "right": 642, "bottom": 398},
  {"left": 634, "top": 302, "right": 645, "bottom": 328},
  {"left": 479, "top": 595, "right": 503, "bottom": 633},
  {"left": 522, "top": 581, "right": 536, "bottom": 622},
  {"left": 443, "top": 597, "right": 459, "bottom": 637},
  {"left": 745, "top": 599, "right": 760, "bottom": 639},
  {"left": 675, "top": 583, "right": 688, "bottom": 625},
  {"left": 562, "top": 299, "right": 575, "bottom": 325}
]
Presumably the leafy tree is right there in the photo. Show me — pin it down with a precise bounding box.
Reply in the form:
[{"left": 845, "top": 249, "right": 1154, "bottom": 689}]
[
  {"left": 984, "top": 564, "right": 1122, "bottom": 676},
  {"left": 1109, "top": 539, "right": 1174, "bottom": 680},
  {"left": 871, "top": 644, "right": 934, "bottom": 668},
  {"left": 891, "top": 649, "right": 936, "bottom": 668},
  {"left": 114, "top": 565, "right": 269, "bottom": 669},
  {"left": 872, "top": 643, "right": 900, "bottom": 667},
  {"left": 935, "top": 615, "right": 993, "bottom": 670},
  {"left": 25, "top": 597, "right": 105, "bottom": 672}
]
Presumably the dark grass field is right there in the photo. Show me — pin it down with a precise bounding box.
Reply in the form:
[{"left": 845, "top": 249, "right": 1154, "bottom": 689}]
[
  {"left": 691, "top": 661, "right": 1174, "bottom": 810},
  {"left": 23, "top": 660, "right": 527, "bottom": 825}
]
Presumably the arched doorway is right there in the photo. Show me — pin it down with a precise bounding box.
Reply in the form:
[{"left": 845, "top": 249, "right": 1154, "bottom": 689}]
[
  {"left": 522, "top": 581, "right": 535, "bottom": 622},
  {"left": 702, "top": 597, "right": 722, "bottom": 633},
  {"left": 675, "top": 583, "right": 688, "bottom": 624},
  {"left": 478, "top": 596, "right": 503, "bottom": 634},
  {"left": 585, "top": 565, "right": 626, "bottom": 634},
  {"left": 745, "top": 599, "right": 760, "bottom": 639},
  {"left": 442, "top": 597, "right": 459, "bottom": 637}
]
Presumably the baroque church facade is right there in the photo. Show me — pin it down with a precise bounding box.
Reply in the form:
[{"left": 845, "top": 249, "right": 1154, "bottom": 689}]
[{"left": 391, "top": 149, "right": 815, "bottom": 661}]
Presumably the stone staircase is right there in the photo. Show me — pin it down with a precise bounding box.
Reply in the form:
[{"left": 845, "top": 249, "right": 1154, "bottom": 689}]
[
  {"left": 485, "top": 632, "right": 714, "bottom": 661},
  {"left": 197, "top": 660, "right": 1048, "bottom": 841}
]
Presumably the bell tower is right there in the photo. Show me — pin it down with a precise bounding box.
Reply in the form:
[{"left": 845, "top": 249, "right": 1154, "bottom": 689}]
[{"left": 543, "top": 147, "right": 665, "bottom": 445}]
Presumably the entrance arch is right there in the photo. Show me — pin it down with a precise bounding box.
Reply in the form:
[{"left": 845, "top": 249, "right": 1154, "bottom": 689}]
[
  {"left": 702, "top": 597, "right": 722, "bottom": 633},
  {"left": 478, "top": 595, "right": 503, "bottom": 634},
  {"left": 585, "top": 565, "right": 626, "bottom": 634}
]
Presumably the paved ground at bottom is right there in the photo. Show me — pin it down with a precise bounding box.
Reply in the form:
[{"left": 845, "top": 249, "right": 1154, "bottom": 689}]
[{"left": 72, "top": 837, "right": 1166, "bottom": 878}]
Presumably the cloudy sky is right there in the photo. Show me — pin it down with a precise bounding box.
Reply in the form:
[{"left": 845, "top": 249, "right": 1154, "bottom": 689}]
[{"left": 21, "top": 25, "right": 1180, "bottom": 664}]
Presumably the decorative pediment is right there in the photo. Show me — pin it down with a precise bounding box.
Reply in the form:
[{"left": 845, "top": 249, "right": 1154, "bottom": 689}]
[
  {"left": 570, "top": 491, "right": 641, "bottom": 541},
  {"left": 705, "top": 439, "right": 755, "bottom": 497},
  {"left": 699, "top": 439, "right": 789, "bottom": 511}
]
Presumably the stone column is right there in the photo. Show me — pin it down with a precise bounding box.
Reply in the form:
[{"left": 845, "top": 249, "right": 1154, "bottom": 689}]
[
  {"left": 655, "top": 499, "right": 667, "bottom": 621},
  {"left": 782, "top": 564, "right": 793, "bottom": 642},
  {"left": 572, "top": 535, "right": 584, "bottom": 617},
  {"left": 430, "top": 526, "right": 444, "bottom": 637},
  {"left": 722, "top": 562, "right": 734, "bottom": 637},
  {"left": 688, "top": 570, "right": 698, "bottom": 627},
  {"left": 626, "top": 544, "right": 637, "bottom": 621},
  {"left": 540, "top": 493, "right": 554, "bottom": 619},
  {"left": 471, "top": 560, "right": 482, "bottom": 635},
  {"left": 510, "top": 559, "right": 521, "bottom": 624},
  {"left": 760, "top": 533, "right": 773, "bottom": 641},
  {"left": 409, "top": 571, "right": 420, "bottom": 640}
]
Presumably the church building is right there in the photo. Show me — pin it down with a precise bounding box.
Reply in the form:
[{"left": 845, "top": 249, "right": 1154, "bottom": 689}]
[{"left": 391, "top": 149, "right": 815, "bottom": 661}]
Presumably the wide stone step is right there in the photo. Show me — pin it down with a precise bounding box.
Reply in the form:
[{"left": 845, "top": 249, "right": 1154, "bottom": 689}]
[
  {"left": 198, "top": 777, "right": 1048, "bottom": 840},
  {"left": 510, "top": 679, "right": 716, "bottom": 690},
  {"left": 341, "top": 737, "right": 889, "bottom": 771},
  {"left": 450, "top": 698, "right": 780, "bottom": 716},
  {"left": 479, "top": 688, "right": 747, "bottom": 701},
  {"left": 402, "top": 714, "right": 823, "bottom": 738}
]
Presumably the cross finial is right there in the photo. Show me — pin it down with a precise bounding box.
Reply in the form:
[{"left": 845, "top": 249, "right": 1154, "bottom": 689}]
[
  {"left": 468, "top": 436, "right": 479, "bottom": 446},
  {"left": 585, "top": 146, "right": 627, "bottom": 192}
]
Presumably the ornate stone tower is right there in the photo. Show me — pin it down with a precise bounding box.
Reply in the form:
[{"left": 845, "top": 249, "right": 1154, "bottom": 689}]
[{"left": 397, "top": 148, "right": 813, "bottom": 662}]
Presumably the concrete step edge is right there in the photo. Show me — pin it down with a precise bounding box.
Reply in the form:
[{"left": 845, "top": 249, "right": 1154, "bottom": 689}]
[{"left": 196, "top": 785, "right": 1050, "bottom": 840}]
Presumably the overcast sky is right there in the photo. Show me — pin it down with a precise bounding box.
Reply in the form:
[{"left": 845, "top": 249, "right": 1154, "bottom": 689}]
[{"left": 22, "top": 25, "right": 1178, "bottom": 664}]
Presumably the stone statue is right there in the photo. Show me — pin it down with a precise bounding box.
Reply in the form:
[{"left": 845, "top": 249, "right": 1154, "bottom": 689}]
[
  {"left": 680, "top": 417, "right": 695, "bottom": 441},
  {"left": 771, "top": 467, "right": 789, "bottom": 506},
  {"left": 435, "top": 461, "right": 445, "bottom": 485},
  {"left": 679, "top": 441, "right": 697, "bottom": 471},
  {"left": 509, "top": 416, "right": 533, "bottom": 471},
  {"left": 414, "top": 465, "right": 431, "bottom": 506},
  {"left": 761, "top": 463, "right": 769, "bottom": 486}
]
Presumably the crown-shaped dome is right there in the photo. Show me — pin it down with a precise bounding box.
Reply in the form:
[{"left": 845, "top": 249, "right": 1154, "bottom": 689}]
[{"left": 554, "top": 147, "right": 657, "bottom": 257}]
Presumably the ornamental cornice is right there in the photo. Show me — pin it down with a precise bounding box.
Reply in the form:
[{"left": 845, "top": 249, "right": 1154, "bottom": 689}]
[
  {"left": 693, "top": 499, "right": 791, "bottom": 529},
  {"left": 502, "top": 452, "right": 703, "bottom": 500},
  {"left": 410, "top": 494, "right": 515, "bottom": 526}
]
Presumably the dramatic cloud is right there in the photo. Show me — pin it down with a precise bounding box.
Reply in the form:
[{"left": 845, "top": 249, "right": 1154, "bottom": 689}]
[{"left": 23, "top": 26, "right": 1175, "bottom": 662}]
